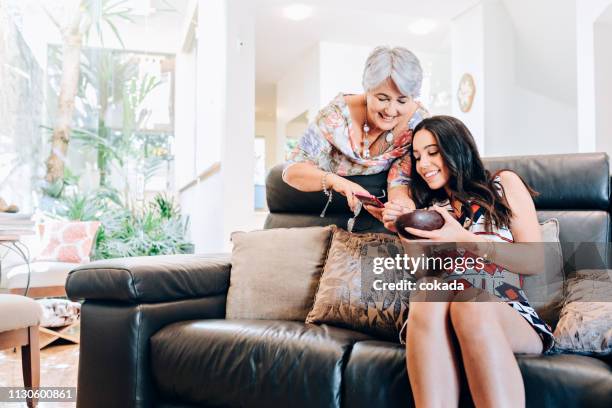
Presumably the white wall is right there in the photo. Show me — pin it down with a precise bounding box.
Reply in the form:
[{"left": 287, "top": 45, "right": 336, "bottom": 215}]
[
  {"left": 180, "top": 172, "right": 224, "bottom": 252},
  {"left": 286, "top": 115, "right": 309, "bottom": 139},
  {"left": 510, "top": 87, "right": 577, "bottom": 154},
  {"left": 451, "top": 4, "right": 486, "bottom": 151},
  {"left": 275, "top": 44, "right": 320, "bottom": 163},
  {"left": 482, "top": 0, "right": 514, "bottom": 156},
  {"left": 594, "top": 20, "right": 612, "bottom": 158},
  {"left": 420, "top": 52, "right": 452, "bottom": 115},
  {"left": 255, "top": 120, "right": 276, "bottom": 170},
  {"left": 318, "top": 42, "right": 370, "bottom": 106},
  {"left": 451, "top": 0, "right": 579, "bottom": 157},
  {"left": 503, "top": 0, "right": 577, "bottom": 106}
]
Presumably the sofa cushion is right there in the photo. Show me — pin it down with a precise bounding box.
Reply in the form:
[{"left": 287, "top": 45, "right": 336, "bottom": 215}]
[
  {"left": 0, "top": 294, "right": 43, "bottom": 332},
  {"left": 553, "top": 270, "right": 612, "bottom": 355},
  {"left": 518, "top": 354, "right": 612, "bottom": 407},
  {"left": 306, "top": 228, "right": 410, "bottom": 341},
  {"left": 483, "top": 153, "right": 610, "bottom": 210},
  {"left": 521, "top": 219, "right": 565, "bottom": 327},
  {"left": 343, "top": 340, "right": 612, "bottom": 408},
  {"left": 151, "top": 319, "right": 371, "bottom": 408},
  {"left": 265, "top": 153, "right": 611, "bottom": 218},
  {"left": 265, "top": 166, "right": 390, "bottom": 233},
  {"left": 67, "top": 254, "right": 231, "bottom": 302},
  {"left": 266, "top": 166, "right": 388, "bottom": 214},
  {"left": 537, "top": 210, "right": 611, "bottom": 244},
  {"left": 227, "top": 226, "right": 333, "bottom": 321},
  {"left": 264, "top": 212, "right": 387, "bottom": 233},
  {"left": 536, "top": 211, "right": 611, "bottom": 274},
  {"left": 343, "top": 341, "right": 413, "bottom": 408}
]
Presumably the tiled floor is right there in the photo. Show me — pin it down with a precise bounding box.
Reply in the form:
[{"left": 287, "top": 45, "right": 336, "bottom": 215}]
[{"left": 0, "top": 343, "right": 79, "bottom": 407}]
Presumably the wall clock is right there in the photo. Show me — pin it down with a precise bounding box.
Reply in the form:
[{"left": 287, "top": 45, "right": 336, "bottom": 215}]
[{"left": 457, "top": 73, "right": 476, "bottom": 113}]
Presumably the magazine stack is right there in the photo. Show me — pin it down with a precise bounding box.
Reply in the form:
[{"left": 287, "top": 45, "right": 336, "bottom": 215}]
[{"left": 0, "top": 213, "right": 35, "bottom": 241}]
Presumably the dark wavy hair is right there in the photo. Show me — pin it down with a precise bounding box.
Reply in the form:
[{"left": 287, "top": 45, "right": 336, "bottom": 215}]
[{"left": 410, "top": 115, "right": 537, "bottom": 231}]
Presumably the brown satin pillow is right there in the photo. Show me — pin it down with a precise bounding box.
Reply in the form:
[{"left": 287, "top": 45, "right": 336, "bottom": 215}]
[
  {"left": 553, "top": 269, "right": 612, "bottom": 355},
  {"left": 226, "top": 226, "right": 333, "bottom": 321},
  {"left": 305, "top": 227, "right": 412, "bottom": 341}
]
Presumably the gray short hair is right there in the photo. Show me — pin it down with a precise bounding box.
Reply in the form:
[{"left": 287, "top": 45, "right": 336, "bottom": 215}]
[{"left": 362, "top": 46, "right": 423, "bottom": 98}]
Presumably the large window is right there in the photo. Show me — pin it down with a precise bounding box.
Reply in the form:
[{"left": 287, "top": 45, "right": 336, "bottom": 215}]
[
  {"left": 0, "top": 0, "right": 193, "bottom": 259},
  {"left": 45, "top": 46, "right": 176, "bottom": 203}
]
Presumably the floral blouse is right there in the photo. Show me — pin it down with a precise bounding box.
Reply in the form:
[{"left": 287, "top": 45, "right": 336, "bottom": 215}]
[{"left": 284, "top": 93, "right": 428, "bottom": 188}]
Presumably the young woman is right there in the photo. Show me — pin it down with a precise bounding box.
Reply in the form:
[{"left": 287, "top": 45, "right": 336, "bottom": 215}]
[
  {"left": 391, "top": 115, "right": 554, "bottom": 408},
  {"left": 282, "top": 46, "right": 428, "bottom": 230}
]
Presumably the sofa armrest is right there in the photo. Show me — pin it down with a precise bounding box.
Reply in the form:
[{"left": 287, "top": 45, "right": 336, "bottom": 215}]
[
  {"left": 69, "top": 254, "right": 231, "bottom": 407},
  {"left": 66, "top": 254, "right": 231, "bottom": 303}
]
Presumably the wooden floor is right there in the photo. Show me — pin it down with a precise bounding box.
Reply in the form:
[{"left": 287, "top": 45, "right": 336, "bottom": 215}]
[{"left": 0, "top": 342, "right": 79, "bottom": 407}]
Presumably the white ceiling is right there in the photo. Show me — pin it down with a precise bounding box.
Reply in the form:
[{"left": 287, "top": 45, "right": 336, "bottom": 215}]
[{"left": 254, "top": 0, "right": 481, "bottom": 120}]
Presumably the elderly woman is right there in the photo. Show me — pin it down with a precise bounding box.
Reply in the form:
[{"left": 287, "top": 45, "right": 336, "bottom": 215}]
[{"left": 282, "top": 46, "right": 428, "bottom": 231}]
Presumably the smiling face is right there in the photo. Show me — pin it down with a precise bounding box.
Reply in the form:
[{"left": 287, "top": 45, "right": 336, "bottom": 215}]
[
  {"left": 412, "top": 129, "right": 451, "bottom": 191},
  {"left": 365, "top": 79, "right": 413, "bottom": 131}
]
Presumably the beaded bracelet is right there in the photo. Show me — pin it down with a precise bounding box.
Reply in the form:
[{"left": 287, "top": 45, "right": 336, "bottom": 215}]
[{"left": 320, "top": 172, "right": 333, "bottom": 217}]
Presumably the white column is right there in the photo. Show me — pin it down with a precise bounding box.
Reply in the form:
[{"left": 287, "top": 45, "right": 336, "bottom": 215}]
[
  {"left": 197, "top": 0, "right": 226, "bottom": 171},
  {"left": 221, "top": 0, "right": 255, "bottom": 246},
  {"left": 178, "top": 0, "right": 256, "bottom": 252},
  {"left": 594, "top": 18, "right": 612, "bottom": 157}
]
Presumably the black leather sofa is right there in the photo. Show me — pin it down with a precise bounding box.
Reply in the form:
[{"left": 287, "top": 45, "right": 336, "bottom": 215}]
[{"left": 66, "top": 153, "right": 612, "bottom": 408}]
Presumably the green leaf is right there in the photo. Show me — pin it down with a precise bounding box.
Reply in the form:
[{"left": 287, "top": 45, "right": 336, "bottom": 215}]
[
  {"left": 104, "top": 18, "right": 125, "bottom": 48},
  {"left": 103, "top": 0, "right": 129, "bottom": 13}
]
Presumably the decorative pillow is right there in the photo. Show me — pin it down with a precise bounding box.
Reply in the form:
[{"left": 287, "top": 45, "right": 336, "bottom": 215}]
[
  {"left": 36, "top": 221, "right": 100, "bottom": 264},
  {"left": 38, "top": 298, "right": 81, "bottom": 328},
  {"left": 226, "top": 226, "right": 333, "bottom": 321},
  {"left": 540, "top": 218, "right": 560, "bottom": 242},
  {"left": 521, "top": 218, "right": 565, "bottom": 325},
  {"left": 305, "top": 228, "right": 412, "bottom": 341},
  {"left": 553, "top": 269, "right": 612, "bottom": 355}
]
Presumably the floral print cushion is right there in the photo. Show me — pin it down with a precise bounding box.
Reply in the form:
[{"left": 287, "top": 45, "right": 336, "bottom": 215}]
[{"left": 36, "top": 220, "right": 101, "bottom": 264}]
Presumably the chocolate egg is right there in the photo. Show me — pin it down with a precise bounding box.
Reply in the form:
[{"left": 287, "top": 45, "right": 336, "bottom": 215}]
[{"left": 395, "top": 210, "right": 445, "bottom": 239}]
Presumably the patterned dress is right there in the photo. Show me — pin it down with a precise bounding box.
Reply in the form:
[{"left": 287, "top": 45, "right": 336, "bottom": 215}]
[
  {"left": 400, "top": 175, "right": 555, "bottom": 352},
  {"left": 448, "top": 205, "right": 555, "bottom": 351},
  {"left": 284, "top": 93, "right": 428, "bottom": 188}
]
